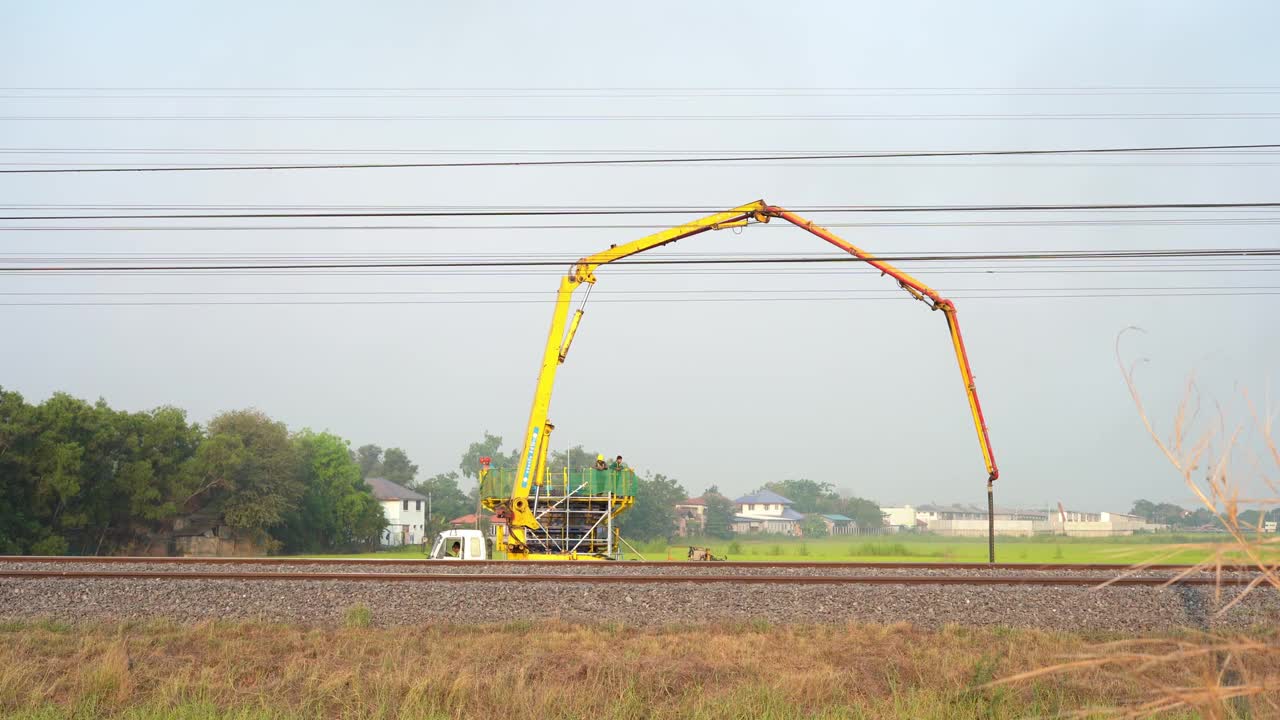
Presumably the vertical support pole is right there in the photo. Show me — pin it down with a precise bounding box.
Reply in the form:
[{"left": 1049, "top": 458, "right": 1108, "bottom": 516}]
[
  {"left": 987, "top": 477, "right": 996, "bottom": 564},
  {"left": 607, "top": 492, "right": 614, "bottom": 558}
]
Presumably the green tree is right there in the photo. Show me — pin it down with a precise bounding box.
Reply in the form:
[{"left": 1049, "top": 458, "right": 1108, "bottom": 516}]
[
  {"left": 616, "top": 472, "right": 687, "bottom": 541},
  {"left": 701, "top": 486, "right": 737, "bottom": 540},
  {"left": 840, "top": 496, "right": 886, "bottom": 531},
  {"left": 459, "top": 432, "right": 519, "bottom": 478},
  {"left": 799, "top": 515, "right": 829, "bottom": 538},
  {"left": 279, "top": 431, "right": 385, "bottom": 552},
  {"left": 1130, "top": 499, "right": 1158, "bottom": 522},
  {"left": 0, "top": 388, "right": 206, "bottom": 555},
  {"left": 413, "top": 470, "right": 473, "bottom": 536},
  {"left": 0, "top": 389, "right": 37, "bottom": 554},
  {"left": 546, "top": 444, "right": 600, "bottom": 474},
  {"left": 355, "top": 444, "right": 383, "bottom": 478},
  {"left": 763, "top": 479, "right": 833, "bottom": 513},
  {"left": 382, "top": 447, "right": 419, "bottom": 485},
  {"left": 763, "top": 478, "right": 882, "bottom": 530},
  {"left": 181, "top": 410, "right": 302, "bottom": 537}
]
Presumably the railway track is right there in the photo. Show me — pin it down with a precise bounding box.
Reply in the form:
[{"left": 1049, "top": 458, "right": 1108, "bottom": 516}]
[
  {"left": 4, "top": 557, "right": 1276, "bottom": 632},
  {"left": 0, "top": 555, "right": 1260, "bottom": 572},
  {"left": 0, "top": 567, "right": 1258, "bottom": 586},
  {"left": 0, "top": 556, "right": 1270, "bottom": 587}
]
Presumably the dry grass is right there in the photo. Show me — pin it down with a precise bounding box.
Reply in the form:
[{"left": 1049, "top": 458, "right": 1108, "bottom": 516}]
[
  {"left": 990, "top": 332, "right": 1280, "bottom": 719},
  {"left": 0, "top": 618, "right": 1222, "bottom": 719}
]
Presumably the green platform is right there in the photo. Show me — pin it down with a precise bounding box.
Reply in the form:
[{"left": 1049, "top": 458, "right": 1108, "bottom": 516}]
[{"left": 481, "top": 468, "right": 637, "bottom": 500}]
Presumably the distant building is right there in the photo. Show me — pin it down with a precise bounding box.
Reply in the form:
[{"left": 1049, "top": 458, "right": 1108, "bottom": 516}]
[
  {"left": 732, "top": 490, "right": 805, "bottom": 535},
  {"left": 674, "top": 497, "right": 707, "bottom": 537},
  {"left": 880, "top": 505, "right": 924, "bottom": 531},
  {"left": 449, "top": 513, "right": 505, "bottom": 528},
  {"left": 885, "top": 502, "right": 1164, "bottom": 537},
  {"left": 815, "top": 513, "right": 856, "bottom": 535},
  {"left": 365, "top": 476, "right": 427, "bottom": 546}
]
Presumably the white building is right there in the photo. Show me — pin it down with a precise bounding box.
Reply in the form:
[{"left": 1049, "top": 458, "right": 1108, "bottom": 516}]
[
  {"left": 882, "top": 502, "right": 1165, "bottom": 537},
  {"left": 365, "top": 476, "right": 428, "bottom": 546},
  {"left": 881, "top": 505, "right": 921, "bottom": 531},
  {"left": 732, "top": 490, "right": 805, "bottom": 535}
]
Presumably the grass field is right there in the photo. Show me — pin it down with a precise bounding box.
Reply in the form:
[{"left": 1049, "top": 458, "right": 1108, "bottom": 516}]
[
  {"left": 0, "top": 618, "right": 1238, "bottom": 719},
  {"left": 649, "top": 533, "right": 1246, "bottom": 565},
  {"left": 311, "top": 533, "right": 1246, "bottom": 565}
]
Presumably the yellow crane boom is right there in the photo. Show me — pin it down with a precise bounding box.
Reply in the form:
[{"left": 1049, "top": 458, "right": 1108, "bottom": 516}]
[{"left": 491, "top": 200, "right": 1000, "bottom": 560}]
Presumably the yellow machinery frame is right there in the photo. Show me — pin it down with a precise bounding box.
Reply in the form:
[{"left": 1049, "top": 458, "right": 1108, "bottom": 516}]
[{"left": 486, "top": 201, "right": 1001, "bottom": 561}]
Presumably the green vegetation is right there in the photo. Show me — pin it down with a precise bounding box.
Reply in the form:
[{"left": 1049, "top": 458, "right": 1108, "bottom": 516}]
[
  {"left": 0, "top": 619, "right": 1219, "bottom": 719},
  {"left": 763, "top": 478, "right": 884, "bottom": 530},
  {"left": 0, "top": 388, "right": 400, "bottom": 556},
  {"left": 342, "top": 603, "right": 372, "bottom": 629},
  {"left": 305, "top": 531, "right": 1247, "bottom": 565},
  {"left": 701, "top": 486, "right": 737, "bottom": 540},
  {"left": 662, "top": 533, "right": 1251, "bottom": 564}
]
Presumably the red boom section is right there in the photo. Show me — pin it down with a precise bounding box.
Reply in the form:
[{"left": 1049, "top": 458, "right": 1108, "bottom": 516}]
[{"left": 765, "top": 206, "right": 999, "bottom": 482}]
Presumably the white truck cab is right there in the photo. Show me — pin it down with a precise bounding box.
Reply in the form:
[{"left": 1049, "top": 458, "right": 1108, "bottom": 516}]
[{"left": 427, "top": 529, "right": 489, "bottom": 560}]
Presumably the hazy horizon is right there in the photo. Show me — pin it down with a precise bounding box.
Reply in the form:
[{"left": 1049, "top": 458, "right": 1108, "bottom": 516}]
[{"left": 4, "top": 1, "right": 1277, "bottom": 514}]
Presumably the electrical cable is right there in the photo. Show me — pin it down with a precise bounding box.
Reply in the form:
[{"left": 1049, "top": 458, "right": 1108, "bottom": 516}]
[
  {"left": 4, "top": 217, "right": 1280, "bottom": 231},
  {"left": 1, "top": 290, "right": 1276, "bottom": 307},
  {"left": 4, "top": 113, "right": 1279, "bottom": 121},
  {"left": 0, "top": 143, "right": 1277, "bottom": 174},
  {"left": 2, "top": 248, "right": 1276, "bottom": 272},
  {"left": 5, "top": 201, "right": 1280, "bottom": 221}
]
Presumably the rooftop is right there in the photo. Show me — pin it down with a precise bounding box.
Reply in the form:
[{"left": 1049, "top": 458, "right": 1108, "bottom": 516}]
[
  {"left": 365, "top": 476, "right": 427, "bottom": 502},
  {"left": 677, "top": 497, "right": 706, "bottom": 506},
  {"left": 733, "top": 489, "right": 794, "bottom": 506},
  {"left": 735, "top": 507, "right": 806, "bottom": 521},
  {"left": 449, "top": 513, "right": 504, "bottom": 525}
]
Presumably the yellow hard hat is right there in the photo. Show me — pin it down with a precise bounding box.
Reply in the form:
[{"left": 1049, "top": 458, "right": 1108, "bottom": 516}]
[{"left": 597, "top": 454, "right": 605, "bottom": 461}]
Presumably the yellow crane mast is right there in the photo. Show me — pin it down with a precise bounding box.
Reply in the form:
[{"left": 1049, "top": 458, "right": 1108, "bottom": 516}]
[{"left": 483, "top": 200, "right": 1000, "bottom": 561}]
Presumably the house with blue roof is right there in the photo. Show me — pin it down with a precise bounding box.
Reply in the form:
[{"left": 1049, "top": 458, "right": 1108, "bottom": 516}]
[{"left": 732, "top": 489, "right": 806, "bottom": 535}]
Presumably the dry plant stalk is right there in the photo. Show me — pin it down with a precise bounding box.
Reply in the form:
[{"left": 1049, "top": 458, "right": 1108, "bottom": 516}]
[{"left": 992, "top": 329, "right": 1280, "bottom": 718}]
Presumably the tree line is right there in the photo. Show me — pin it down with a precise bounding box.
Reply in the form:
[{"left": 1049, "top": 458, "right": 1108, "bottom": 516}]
[
  {"left": 0, "top": 386, "right": 889, "bottom": 555},
  {"left": 0, "top": 388, "right": 387, "bottom": 555},
  {"left": 445, "top": 433, "right": 884, "bottom": 542},
  {"left": 1129, "top": 498, "right": 1271, "bottom": 529}
]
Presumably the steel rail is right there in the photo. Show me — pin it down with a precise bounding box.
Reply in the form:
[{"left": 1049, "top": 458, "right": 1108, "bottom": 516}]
[
  {"left": 0, "top": 556, "right": 1261, "bottom": 572},
  {"left": 0, "top": 569, "right": 1262, "bottom": 587}
]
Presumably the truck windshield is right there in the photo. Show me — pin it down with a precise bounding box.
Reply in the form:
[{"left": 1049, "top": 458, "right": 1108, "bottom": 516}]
[{"left": 428, "top": 536, "right": 446, "bottom": 559}]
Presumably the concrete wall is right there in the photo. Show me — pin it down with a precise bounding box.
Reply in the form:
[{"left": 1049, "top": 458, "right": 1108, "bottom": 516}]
[
  {"left": 930, "top": 517, "right": 1164, "bottom": 537},
  {"left": 881, "top": 506, "right": 917, "bottom": 528},
  {"left": 929, "top": 519, "right": 1045, "bottom": 537},
  {"left": 174, "top": 532, "right": 264, "bottom": 557}
]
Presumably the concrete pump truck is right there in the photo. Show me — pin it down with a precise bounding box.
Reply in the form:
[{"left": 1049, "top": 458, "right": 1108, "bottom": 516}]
[{"left": 471, "top": 200, "right": 999, "bottom": 561}]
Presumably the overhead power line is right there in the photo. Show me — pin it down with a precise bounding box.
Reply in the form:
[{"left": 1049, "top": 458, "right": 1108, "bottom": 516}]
[
  {"left": 4, "top": 201, "right": 1280, "bottom": 221},
  {"left": 3, "top": 113, "right": 1279, "bottom": 122},
  {"left": 4, "top": 217, "right": 1280, "bottom": 232},
  {"left": 5, "top": 85, "right": 1280, "bottom": 97},
  {"left": 3, "top": 248, "right": 1275, "bottom": 273},
  {"left": 2, "top": 285, "right": 1272, "bottom": 297},
  {"left": 2, "top": 291, "right": 1277, "bottom": 308},
  {"left": 0, "top": 143, "right": 1276, "bottom": 174}
]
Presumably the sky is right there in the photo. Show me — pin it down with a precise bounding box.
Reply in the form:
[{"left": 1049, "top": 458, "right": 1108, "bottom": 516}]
[{"left": 1, "top": 1, "right": 1277, "bottom": 512}]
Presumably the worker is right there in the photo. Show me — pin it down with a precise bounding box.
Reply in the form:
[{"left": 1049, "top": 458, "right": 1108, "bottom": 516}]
[
  {"left": 448, "top": 541, "right": 461, "bottom": 558},
  {"left": 594, "top": 454, "right": 608, "bottom": 471},
  {"left": 611, "top": 455, "right": 625, "bottom": 471}
]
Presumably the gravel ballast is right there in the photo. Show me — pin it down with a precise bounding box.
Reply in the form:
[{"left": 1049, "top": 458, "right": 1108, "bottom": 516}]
[{"left": 2, "top": 574, "right": 1276, "bottom": 631}]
